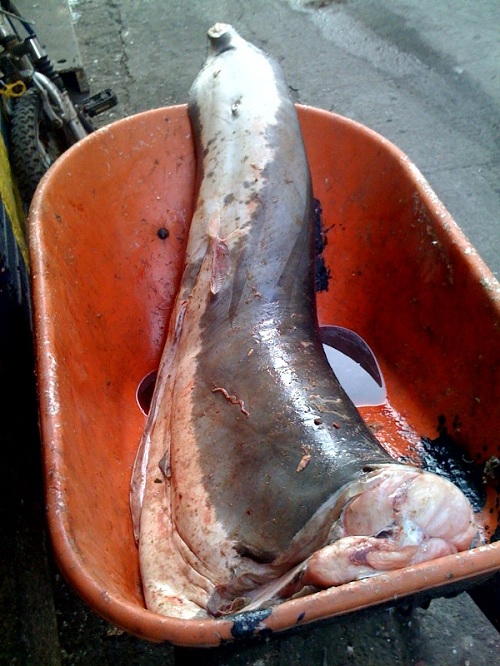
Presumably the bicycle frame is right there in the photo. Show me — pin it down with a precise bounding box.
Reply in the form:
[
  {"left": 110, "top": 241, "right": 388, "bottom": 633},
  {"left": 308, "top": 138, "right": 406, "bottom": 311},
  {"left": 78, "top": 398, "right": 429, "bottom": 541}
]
[
  {"left": 0, "top": 2, "right": 89, "bottom": 142},
  {"left": 0, "top": 0, "right": 116, "bottom": 203},
  {"left": 32, "top": 71, "right": 88, "bottom": 142}
]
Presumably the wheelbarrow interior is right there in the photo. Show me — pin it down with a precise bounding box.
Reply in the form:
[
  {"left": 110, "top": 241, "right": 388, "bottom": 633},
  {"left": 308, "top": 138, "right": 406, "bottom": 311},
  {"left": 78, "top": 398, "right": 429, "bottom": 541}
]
[{"left": 29, "top": 105, "right": 500, "bottom": 645}]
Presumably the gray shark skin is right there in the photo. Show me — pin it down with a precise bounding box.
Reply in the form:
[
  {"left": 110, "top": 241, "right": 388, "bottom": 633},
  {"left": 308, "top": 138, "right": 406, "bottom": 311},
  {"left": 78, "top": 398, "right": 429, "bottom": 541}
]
[{"left": 131, "top": 24, "right": 481, "bottom": 619}]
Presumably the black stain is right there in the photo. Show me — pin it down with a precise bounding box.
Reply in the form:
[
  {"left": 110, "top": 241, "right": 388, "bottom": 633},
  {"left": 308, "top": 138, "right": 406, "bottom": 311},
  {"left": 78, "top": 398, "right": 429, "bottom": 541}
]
[
  {"left": 417, "top": 415, "right": 486, "bottom": 512},
  {"left": 230, "top": 608, "right": 272, "bottom": 639},
  {"left": 314, "top": 198, "right": 331, "bottom": 292}
]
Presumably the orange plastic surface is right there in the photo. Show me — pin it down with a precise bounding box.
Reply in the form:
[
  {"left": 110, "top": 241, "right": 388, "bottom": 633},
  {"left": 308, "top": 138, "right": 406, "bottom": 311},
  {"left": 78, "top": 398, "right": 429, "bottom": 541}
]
[{"left": 29, "top": 105, "right": 500, "bottom": 645}]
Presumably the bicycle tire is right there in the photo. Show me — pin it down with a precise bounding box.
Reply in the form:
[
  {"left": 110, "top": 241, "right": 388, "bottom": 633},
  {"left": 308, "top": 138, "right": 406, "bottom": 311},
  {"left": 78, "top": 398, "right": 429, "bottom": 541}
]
[{"left": 10, "top": 87, "right": 70, "bottom": 204}]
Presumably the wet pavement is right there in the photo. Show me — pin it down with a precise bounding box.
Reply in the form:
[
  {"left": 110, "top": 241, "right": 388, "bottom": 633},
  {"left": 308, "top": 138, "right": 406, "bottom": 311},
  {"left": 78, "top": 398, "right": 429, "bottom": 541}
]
[{"left": 1, "top": 1, "right": 499, "bottom": 664}]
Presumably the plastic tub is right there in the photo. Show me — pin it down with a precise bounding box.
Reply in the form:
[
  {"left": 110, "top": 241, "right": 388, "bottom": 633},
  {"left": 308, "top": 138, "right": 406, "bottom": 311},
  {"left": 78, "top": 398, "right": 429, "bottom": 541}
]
[{"left": 29, "top": 105, "right": 500, "bottom": 646}]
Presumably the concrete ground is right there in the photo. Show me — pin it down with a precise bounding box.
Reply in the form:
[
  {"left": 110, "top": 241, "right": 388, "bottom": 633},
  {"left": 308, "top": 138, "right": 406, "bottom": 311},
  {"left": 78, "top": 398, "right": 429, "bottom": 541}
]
[
  {"left": 73, "top": 0, "right": 500, "bottom": 278},
  {"left": 2, "top": 1, "right": 499, "bottom": 664}
]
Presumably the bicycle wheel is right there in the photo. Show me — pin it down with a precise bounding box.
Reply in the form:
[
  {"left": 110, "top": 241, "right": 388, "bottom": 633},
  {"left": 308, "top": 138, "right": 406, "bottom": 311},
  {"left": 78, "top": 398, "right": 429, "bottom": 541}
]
[{"left": 9, "top": 87, "right": 70, "bottom": 204}]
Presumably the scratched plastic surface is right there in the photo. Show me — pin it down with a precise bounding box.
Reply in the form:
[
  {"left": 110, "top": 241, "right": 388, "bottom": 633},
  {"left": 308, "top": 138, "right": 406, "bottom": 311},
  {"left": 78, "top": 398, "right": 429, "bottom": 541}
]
[{"left": 29, "top": 105, "right": 500, "bottom": 646}]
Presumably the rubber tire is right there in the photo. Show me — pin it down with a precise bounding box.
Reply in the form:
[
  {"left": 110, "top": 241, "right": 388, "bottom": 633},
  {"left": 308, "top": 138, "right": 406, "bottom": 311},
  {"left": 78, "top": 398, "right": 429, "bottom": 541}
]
[{"left": 10, "top": 87, "right": 69, "bottom": 205}]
